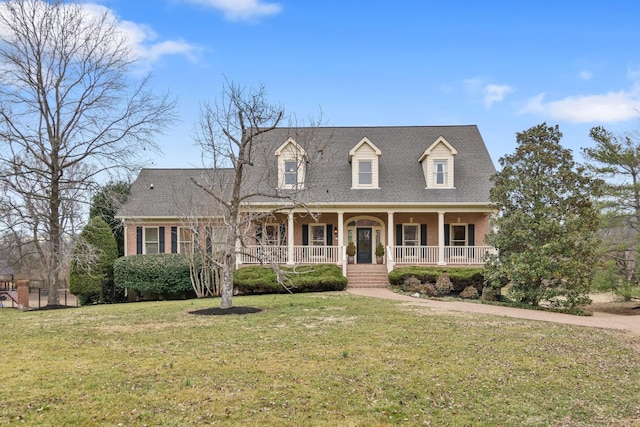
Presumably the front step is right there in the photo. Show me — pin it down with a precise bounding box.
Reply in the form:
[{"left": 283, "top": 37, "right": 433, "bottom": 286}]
[{"left": 347, "top": 264, "right": 389, "bottom": 288}]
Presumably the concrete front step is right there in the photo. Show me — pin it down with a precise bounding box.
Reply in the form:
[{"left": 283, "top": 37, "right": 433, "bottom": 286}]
[{"left": 346, "top": 264, "right": 389, "bottom": 288}]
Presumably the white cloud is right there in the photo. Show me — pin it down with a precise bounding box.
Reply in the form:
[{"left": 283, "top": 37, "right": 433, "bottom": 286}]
[
  {"left": 461, "top": 77, "right": 512, "bottom": 107},
  {"left": 182, "top": 0, "right": 282, "bottom": 21},
  {"left": 519, "top": 91, "right": 640, "bottom": 123},
  {"left": 0, "top": 2, "right": 199, "bottom": 67},
  {"left": 90, "top": 5, "right": 200, "bottom": 66},
  {"left": 483, "top": 84, "right": 513, "bottom": 107},
  {"left": 578, "top": 70, "right": 592, "bottom": 81}
]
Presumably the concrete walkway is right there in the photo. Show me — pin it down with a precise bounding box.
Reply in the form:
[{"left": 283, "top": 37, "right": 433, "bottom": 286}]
[{"left": 347, "top": 287, "right": 640, "bottom": 334}]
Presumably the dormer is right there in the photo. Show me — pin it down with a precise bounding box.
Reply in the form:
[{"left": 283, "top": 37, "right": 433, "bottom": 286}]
[
  {"left": 275, "top": 137, "right": 308, "bottom": 189},
  {"left": 419, "top": 136, "right": 457, "bottom": 189},
  {"left": 349, "top": 137, "right": 381, "bottom": 189}
]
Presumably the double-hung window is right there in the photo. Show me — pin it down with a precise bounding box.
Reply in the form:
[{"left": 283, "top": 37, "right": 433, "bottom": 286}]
[
  {"left": 264, "top": 224, "right": 286, "bottom": 246},
  {"left": 310, "top": 224, "right": 326, "bottom": 246},
  {"left": 179, "top": 227, "right": 194, "bottom": 253},
  {"left": 284, "top": 161, "right": 297, "bottom": 186},
  {"left": 144, "top": 227, "right": 159, "bottom": 254},
  {"left": 434, "top": 160, "right": 447, "bottom": 185},
  {"left": 206, "top": 226, "right": 228, "bottom": 254},
  {"left": 359, "top": 160, "right": 372, "bottom": 186},
  {"left": 403, "top": 224, "right": 419, "bottom": 246},
  {"left": 450, "top": 225, "right": 467, "bottom": 246}
]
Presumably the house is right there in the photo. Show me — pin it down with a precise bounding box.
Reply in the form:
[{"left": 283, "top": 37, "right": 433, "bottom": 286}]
[{"left": 116, "top": 125, "right": 496, "bottom": 281}]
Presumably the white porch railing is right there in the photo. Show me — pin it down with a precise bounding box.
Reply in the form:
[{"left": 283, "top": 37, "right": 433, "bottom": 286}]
[
  {"left": 239, "top": 245, "right": 494, "bottom": 266},
  {"left": 393, "top": 246, "right": 439, "bottom": 264},
  {"left": 239, "top": 245, "right": 338, "bottom": 264},
  {"left": 394, "top": 246, "right": 495, "bottom": 265}
]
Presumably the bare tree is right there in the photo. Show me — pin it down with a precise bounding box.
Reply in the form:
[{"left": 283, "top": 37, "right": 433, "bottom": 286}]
[
  {"left": 0, "top": 0, "right": 176, "bottom": 304},
  {"left": 192, "top": 81, "right": 323, "bottom": 309}
]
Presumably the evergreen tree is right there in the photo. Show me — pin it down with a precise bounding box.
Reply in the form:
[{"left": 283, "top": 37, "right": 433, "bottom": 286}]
[
  {"left": 90, "top": 181, "right": 131, "bottom": 257},
  {"left": 69, "top": 217, "right": 118, "bottom": 304},
  {"left": 484, "top": 123, "right": 603, "bottom": 308}
]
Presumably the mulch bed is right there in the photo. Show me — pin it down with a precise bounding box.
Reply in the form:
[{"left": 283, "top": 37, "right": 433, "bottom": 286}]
[{"left": 190, "top": 306, "right": 263, "bottom": 316}]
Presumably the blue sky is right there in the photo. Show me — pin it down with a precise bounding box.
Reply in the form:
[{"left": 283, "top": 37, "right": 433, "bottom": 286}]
[{"left": 94, "top": 0, "right": 640, "bottom": 169}]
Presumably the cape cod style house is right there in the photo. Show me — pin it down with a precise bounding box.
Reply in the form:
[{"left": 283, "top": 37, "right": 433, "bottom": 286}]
[{"left": 116, "top": 125, "right": 496, "bottom": 283}]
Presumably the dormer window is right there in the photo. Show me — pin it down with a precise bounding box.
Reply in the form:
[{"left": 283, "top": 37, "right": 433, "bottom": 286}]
[
  {"left": 434, "top": 160, "right": 447, "bottom": 185},
  {"left": 419, "top": 136, "right": 457, "bottom": 189},
  {"left": 349, "top": 137, "right": 381, "bottom": 189},
  {"left": 284, "top": 161, "right": 297, "bottom": 185},
  {"left": 359, "top": 160, "right": 372, "bottom": 185},
  {"left": 275, "top": 138, "right": 307, "bottom": 189}
]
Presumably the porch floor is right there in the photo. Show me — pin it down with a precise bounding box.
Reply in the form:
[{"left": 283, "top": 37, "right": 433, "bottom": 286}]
[{"left": 346, "top": 264, "right": 389, "bottom": 288}]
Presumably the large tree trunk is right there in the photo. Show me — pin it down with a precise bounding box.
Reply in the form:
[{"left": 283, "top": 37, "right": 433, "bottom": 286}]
[
  {"left": 220, "top": 252, "right": 235, "bottom": 309},
  {"left": 48, "top": 170, "right": 61, "bottom": 306}
]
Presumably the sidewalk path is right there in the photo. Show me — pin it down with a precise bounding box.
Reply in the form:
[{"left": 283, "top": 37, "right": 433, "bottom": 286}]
[{"left": 347, "top": 288, "right": 640, "bottom": 334}]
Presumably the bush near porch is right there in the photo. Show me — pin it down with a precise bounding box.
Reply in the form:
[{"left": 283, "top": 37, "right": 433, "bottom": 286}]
[
  {"left": 389, "top": 266, "right": 484, "bottom": 293},
  {"left": 113, "top": 254, "right": 196, "bottom": 299},
  {"left": 234, "top": 264, "right": 347, "bottom": 294}
]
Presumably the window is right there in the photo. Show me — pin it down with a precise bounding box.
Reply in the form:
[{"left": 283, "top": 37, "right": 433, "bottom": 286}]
[
  {"left": 359, "top": 160, "right": 372, "bottom": 185},
  {"left": 403, "top": 224, "right": 419, "bottom": 246},
  {"left": 450, "top": 225, "right": 467, "bottom": 246},
  {"left": 264, "top": 224, "right": 286, "bottom": 246},
  {"left": 310, "top": 224, "right": 326, "bottom": 246},
  {"left": 276, "top": 138, "right": 307, "bottom": 189},
  {"left": 144, "top": 227, "right": 159, "bottom": 254},
  {"left": 206, "top": 226, "right": 228, "bottom": 253},
  {"left": 179, "top": 227, "right": 194, "bottom": 253},
  {"left": 434, "top": 160, "right": 447, "bottom": 185},
  {"left": 284, "top": 161, "right": 297, "bottom": 186}
]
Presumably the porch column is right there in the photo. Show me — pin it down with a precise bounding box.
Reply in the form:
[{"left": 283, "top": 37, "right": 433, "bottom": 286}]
[
  {"left": 287, "top": 211, "right": 295, "bottom": 265},
  {"left": 337, "top": 211, "right": 344, "bottom": 264},
  {"left": 438, "top": 211, "right": 446, "bottom": 265},
  {"left": 387, "top": 211, "right": 394, "bottom": 272}
]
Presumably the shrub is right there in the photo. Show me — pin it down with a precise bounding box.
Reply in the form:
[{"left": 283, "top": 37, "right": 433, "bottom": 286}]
[
  {"left": 403, "top": 276, "right": 421, "bottom": 290},
  {"left": 614, "top": 281, "right": 640, "bottom": 302},
  {"left": 389, "top": 266, "right": 485, "bottom": 292},
  {"left": 113, "top": 254, "right": 194, "bottom": 298},
  {"left": 460, "top": 286, "right": 479, "bottom": 299},
  {"left": 481, "top": 286, "right": 500, "bottom": 301},
  {"left": 234, "top": 264, "right": 347, "bottom": 294},
  {"left": 422, "top": 283, "right": 438, "bottom": 297},
  {"left": 69, "top": 217, "right": 118, "bottom": 305},
  {"left": 435, "top": 272, "right": 453, "bottom": 296}
]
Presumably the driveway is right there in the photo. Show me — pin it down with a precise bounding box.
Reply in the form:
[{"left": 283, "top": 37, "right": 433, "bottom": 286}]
[{"left": 347, "top": 288, "right": 640, "bottom": 334}]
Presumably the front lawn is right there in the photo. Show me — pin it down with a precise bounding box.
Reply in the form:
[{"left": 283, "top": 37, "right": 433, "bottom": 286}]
[{"left": 1, "top": 293, "right": 639, "bottom": 425}]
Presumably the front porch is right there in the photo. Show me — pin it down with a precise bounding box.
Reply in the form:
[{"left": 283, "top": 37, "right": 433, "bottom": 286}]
[{"left": 238, "top": 244, "right": 495, "bottom": 271}]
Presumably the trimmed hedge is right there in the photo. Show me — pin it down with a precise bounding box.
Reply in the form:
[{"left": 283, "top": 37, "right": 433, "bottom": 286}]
[
  {"left": 234, "top": 264, "right": 347, "bottom": 294},
  {"left": 389, "top": 266, "right": 485, "bottom": 293},
  {"left": 113, "top": 254, "right": 194, "bottom": 297}
]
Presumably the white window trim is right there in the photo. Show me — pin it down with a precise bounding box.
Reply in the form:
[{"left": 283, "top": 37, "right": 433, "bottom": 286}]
[
  {"left": 349, "top": 137, "right": 381, "bottom": 189},
  {"left": 178, "top": 226, "right": 195, "bottom": 254},
  {"left": 433, "top": 159, "right": 448, "bottom": 187},
  {"left": 420, "top": 137, "right": 456, "bottom": 189},
  {"left": 402, "top": 224, "right": 420, "bottom": 246},
  {"left": 207, "top": 225, "right": 228, "bottom": 253},
  {"left": 143, "top": 226, "right": 159, "bottom": 255},
  {"left": 309, "top": 223, "right": 327, "bottom": 246},
  {"left": 263, "top": 223, "right": 286, "bottom": 246},
  {"left": 450, "top": 224, "right": 468, "bottom": 247},
  {"left": 276, "top": 138, "right": 307, "bottom": 189},
  {"left": 358, "top": 159, "right": 374, "bottom": 187}
]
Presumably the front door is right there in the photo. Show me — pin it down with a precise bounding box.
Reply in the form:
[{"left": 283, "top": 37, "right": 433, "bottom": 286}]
[{"left": 357, "top": 228, "right": 372, "bottom": 264}]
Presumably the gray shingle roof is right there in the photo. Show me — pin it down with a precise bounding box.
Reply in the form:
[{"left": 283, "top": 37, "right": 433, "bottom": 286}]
[{"left": 117, "top": 125, "right": 496, "bottom": 218}]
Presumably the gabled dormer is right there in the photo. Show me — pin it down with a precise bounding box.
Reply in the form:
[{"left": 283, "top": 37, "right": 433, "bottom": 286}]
[
  {"left": 419, "top": 136, "right": 457, "bottom": 189},
  {"left": 349, "top": 137, "right": 381, "bottom": 189},
  {"left": 275, "top": 137, "right": 308, "bottom": 189}
]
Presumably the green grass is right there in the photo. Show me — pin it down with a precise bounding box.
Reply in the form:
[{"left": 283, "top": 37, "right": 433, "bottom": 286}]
[{"left": 1, "top": 293, "right": 639, "bottom": 426}]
